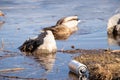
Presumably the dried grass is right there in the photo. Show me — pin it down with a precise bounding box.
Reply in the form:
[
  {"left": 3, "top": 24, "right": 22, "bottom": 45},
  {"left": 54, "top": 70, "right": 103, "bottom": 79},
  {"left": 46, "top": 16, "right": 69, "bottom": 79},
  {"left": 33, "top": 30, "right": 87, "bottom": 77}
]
[{"left": 74, "top": 50, "right": 120, "bottom": 80}]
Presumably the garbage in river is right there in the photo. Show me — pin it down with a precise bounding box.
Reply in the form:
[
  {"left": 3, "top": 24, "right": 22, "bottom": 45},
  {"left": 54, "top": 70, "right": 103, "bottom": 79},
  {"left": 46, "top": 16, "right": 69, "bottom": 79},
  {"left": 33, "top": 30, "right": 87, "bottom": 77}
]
[{"left": 68, "top": 60, "right": 89, "bottom": 80}]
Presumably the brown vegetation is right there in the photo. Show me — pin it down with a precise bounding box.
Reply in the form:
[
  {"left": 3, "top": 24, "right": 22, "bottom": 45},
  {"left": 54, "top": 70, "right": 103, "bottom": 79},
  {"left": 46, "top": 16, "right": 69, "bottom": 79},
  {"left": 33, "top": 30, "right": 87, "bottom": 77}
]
[{"left": 74, "top": 50, "right": 120, "bottom": 80}]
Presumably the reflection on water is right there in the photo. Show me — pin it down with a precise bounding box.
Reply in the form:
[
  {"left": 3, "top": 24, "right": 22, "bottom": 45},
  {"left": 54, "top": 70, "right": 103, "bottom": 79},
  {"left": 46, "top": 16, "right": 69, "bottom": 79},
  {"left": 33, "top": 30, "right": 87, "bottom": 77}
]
[
  {"left": 24, "top": 49, "right": 56, "bottom": 71},
  {"left": 0, "top": 21, "right": 5, "bottom": 29},
  {"left": 107, "top": 34, "right": 120, "bottom": 46},
  {"left": 68, "top": 71, "right": 79, "bottom": 80},
  {"left": 68, "top": 71, "right": 88, "bottom": 80}
]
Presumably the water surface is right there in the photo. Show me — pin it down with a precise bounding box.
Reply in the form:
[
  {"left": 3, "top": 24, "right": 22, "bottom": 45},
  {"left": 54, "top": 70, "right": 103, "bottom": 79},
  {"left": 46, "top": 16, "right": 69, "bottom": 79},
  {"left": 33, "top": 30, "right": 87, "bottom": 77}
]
[{"left": 0, "top": 0, "right": 120, "bottom": 80}]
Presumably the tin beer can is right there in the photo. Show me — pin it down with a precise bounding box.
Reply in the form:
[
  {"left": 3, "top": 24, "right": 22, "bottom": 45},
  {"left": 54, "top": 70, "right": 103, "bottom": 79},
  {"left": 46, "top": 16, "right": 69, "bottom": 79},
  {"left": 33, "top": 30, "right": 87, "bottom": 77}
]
[{"left": 68, "top": 60, "right": 87, "bottom": 75}]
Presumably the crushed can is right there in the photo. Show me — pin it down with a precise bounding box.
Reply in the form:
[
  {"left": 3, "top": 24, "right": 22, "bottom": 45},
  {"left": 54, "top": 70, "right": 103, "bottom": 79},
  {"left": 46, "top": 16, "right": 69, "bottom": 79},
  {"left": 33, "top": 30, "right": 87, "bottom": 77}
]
[{"left": 68, "top": 60, "right": 89, "bottom": 80}]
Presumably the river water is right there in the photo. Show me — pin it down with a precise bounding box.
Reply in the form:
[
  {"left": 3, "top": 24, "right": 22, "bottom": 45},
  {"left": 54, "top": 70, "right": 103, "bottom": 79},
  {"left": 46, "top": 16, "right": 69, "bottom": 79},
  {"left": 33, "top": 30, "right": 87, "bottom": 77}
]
[{"left": 0, "top": 0, "right": 120, "bottom": 80}]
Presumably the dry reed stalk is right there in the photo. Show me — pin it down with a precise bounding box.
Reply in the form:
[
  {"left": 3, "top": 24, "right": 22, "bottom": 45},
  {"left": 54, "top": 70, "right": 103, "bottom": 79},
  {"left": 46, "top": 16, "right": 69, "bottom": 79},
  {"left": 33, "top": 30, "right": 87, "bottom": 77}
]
[{"left": 0, "top": 68, "right": 24, "bottom": 73}]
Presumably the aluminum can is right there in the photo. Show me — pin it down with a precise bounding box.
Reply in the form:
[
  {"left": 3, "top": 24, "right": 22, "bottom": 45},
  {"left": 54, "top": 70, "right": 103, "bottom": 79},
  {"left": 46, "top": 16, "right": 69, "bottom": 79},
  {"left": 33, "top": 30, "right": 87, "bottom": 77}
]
[{"left": 68, "top": 60, "right": 87, "bottom": 75}]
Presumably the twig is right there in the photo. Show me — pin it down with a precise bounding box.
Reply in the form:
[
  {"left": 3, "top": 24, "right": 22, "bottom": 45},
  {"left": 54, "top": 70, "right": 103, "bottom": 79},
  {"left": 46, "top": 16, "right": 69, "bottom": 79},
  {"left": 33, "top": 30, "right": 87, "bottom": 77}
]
[
  {"left": 0, "top": 49, "right": 23, "bottom": 56},
  {"left": 0, "top": 74, "right": 47, "bottom": 80},
  {"left": 0, "top": 51, "right": 23, "bottom": 60},
  {"left": 111, "top": 50, "right": 120, "bottom": 53},
  {"left": 0, "top": 68, "right": 24, "bottom": 73}
]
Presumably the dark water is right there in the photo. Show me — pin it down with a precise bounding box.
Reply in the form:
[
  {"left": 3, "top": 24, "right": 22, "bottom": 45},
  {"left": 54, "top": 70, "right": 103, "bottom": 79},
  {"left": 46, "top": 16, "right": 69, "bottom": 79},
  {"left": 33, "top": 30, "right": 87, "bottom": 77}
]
[{"left": 0, "top": 0, "right": 120, "bottom": 80}]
